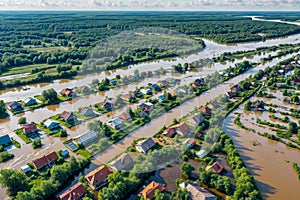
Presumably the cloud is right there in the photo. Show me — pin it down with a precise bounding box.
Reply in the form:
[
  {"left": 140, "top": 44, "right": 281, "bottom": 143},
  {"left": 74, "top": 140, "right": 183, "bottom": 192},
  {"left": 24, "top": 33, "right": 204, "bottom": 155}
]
[{"left": 0, "top": 0, "right": 299, "bottom": 10}]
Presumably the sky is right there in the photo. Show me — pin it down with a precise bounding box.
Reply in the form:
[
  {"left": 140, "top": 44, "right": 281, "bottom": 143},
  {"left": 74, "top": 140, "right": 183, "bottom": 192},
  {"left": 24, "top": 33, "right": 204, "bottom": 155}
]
[{"left": 0, "top": 0, "right": 299, "bottom": 11}]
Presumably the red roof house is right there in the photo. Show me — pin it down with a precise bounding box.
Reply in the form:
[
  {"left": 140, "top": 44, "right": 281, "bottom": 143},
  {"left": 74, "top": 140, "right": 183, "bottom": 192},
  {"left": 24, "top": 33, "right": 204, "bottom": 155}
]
[
  {"left": 199, "top": 106, "right": 211, "bottom": 116},
  {"left": 32, "top": 151, "right": 58, "bottom": 170},
  {"left": 85, "top": 165, "right": 112, "bottom": 190},
  {"left": 23, "top": 123, "right": 38, "bottom": 135},
  {"left": 205, "top": 161, "right": 224, "bottom": 174},
  {"left": 59, "top": 182, "right": 87, "bottom": 200},
  {"left": 119, "top": 112, "right": 132, "bottom": 122},
  {"left": 163, "top": 127, "right": 177, "bottom": 137},
  {"left": 140, "top": 181, "right": 165, "bottom": 200}
]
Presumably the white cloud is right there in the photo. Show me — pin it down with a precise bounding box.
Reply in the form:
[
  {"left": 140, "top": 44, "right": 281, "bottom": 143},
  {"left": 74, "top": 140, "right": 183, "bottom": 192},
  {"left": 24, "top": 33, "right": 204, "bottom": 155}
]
[{"left": 0, "top": 0, "right": 299, "bottom": 10}]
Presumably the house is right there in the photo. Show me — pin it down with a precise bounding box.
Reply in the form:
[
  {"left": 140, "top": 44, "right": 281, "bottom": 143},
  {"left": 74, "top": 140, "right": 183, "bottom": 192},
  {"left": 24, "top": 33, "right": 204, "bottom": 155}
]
[
  {"left": 140, "top": 181, "right": 165, "bottom": 200},
  {"left": 188, "top": 114, "right": 204, "bottom": 126},
  {"left": 60, "top": 88, "right": 76, "bottom": 98},
  {"left": 85, "top": 165, "right": 112, "bottom": 190},
  {"left": 172, "top": 122, "right": 193, "bottom": 137},
  {"left": 110, "top": 79, "right": 117, "bottom": 85},
  {"left": 199, "top": 106, "right": 211, "bottom": 116},
  {"left": 192, "top": 78, "right": 204, "bottom": 87},
  {"left": 59, "top": 182, "right": 87, "bottom": 200},
  {"left": 158, "top": 95, "right": 165, "bottom": 102},
  {"left": 102, "top": 101, "right": 113, "bottom": 111},
  {"left": 166, "top": 78, "right": 181, "bottom": 85},
  {"left": 119, "top": 112, "right": 132, "bottom": 122},
  {"left": 23, "top": 97, "right": 37, "bottom": 106},
  {"left": 157, "top": 80, "right": 168, "bottom": 87},
  {"left": 44, "top": 119, "right": 60, "bottom": 130},
  {"left": 133, "top": 91, "right": 143, "bottom": 98},
  {"left": 151, "top": 83, "right": 160, "bottom": 91},
  {"left": 163, "top": 127, "right": 177, "bottom": 137},
  {"left": 205, "top": 161, "right": 224, "bottom": 174},
  {"left": 184, "top": 138, "right": 197, "bottom": 148},
  {"left": 23, "top": 123, "right": 38, "bottom": 135},
  {"left": 106, "top": 97, "right": 123, "bottom": 106},
  {"left": 107, "top": 117, "right": 123, "bottom": 130},
  {"left": 61, "top": 111, "right": 78, "bottom": 124},
  {"left": 230, "top": 84, "right": 241, "bottom": 93},
  {"left": 171, "top": 89, "right": 186, "bottom": 97},
  {"left": 74, "top": 130, "right": 99, "bottom": 147},
  {"left": 196, "top": 150, "right": 208, "bottom": 158},
  {"left": 79, "top": 85, "right": 90, "bottom": 94},
  {"left": 8, "top": 101, "right": 23, "bottom": 111},
  {"left": 80, "top": 107, "right": 96, "bottom": 118},
  {"left": 145, "top": 71, "right": 153, "bottom": 77},
  {"left": 109, "top": 153, "right": 134, "bottom": 171},
  {"left": 135, "top": 138, "right": 156, "bottom": 154},
  {"left": 32, "top": 151, "right": 58, "bottom": 170},
  {"left": 140, "top": 88, "right": 152, "bottom": 95},
  {"left": 179, "top": 182, "right": 217, "bottom": 200},
  {"left": 120, "top": 94, "right": 133, "bottom": 102},
  {"left": 139, "top": 102, "right": 154, "bottom": 110},
  {"left": 0, "top": 134, "right": 12, "bottom": 146}
]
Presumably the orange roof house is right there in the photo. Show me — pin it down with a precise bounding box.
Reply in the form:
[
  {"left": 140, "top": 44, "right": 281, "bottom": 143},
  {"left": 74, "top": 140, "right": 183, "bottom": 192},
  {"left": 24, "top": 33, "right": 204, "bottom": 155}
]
[
  {"left": 163, "top": 127, "right": 177, "bottom": 137},
  {"left": 140, "top": 181, "right": 165, "bottom": 200},
  {"left": 119, "top": 112, "right": 132, "bottom": 122},
  {"left": 172, "top": 122, "right": 193, "bottom": 137},
  {"left": 60, "top": 88, "right": 76, "bottom": 97},
  {"left": 59, "top": 182, "right": 87, "bottom": 200},
  {"left": 32, "top": 151, "right": 58, "bottom": 170},
  {"left": 85, "top": 165, "right": 112, "bottom": 190},
  {"left": 205, "top": 161, "right": 224, "bottom": 174}
]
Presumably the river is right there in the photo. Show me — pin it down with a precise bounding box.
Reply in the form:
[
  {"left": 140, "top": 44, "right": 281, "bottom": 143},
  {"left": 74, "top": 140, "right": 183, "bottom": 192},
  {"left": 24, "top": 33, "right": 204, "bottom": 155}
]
[{"left": 0, "top": 17, "right": 300, "bottom": 200}]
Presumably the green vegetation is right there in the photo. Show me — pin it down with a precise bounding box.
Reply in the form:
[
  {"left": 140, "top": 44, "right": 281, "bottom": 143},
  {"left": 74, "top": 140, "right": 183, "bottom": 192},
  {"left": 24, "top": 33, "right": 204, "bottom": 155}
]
[
  {"left": 292, "top": 162, "right": 300, "bottom": 181},
  {"left": 32, "top": 139, "right": 42, "bottom": 149},
  {"left": 0, "top": 152, "right": 14, "bottom": 163},
  {"left": 0, "top": 100, "right": 8, "bottom": 119},
  {"left": 180, "top": 162, "right": 195, "bottom": 179},
  {"left": 18, "top": 117, "right": 26, "bottom": 125},
  {"left": 15, "top": 129, "right": 32, "bottom": 144}
]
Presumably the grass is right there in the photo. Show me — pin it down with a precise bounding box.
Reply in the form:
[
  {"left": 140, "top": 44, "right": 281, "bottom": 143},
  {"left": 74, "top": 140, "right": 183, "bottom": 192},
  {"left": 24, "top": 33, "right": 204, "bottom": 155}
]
[
  {"left": 76, "top": 149, "right": 92, "bottom": 159},
  {"left": 36, "top": 123, "right": 55, "bottom": 135},
  {"left": 50, "top": 114, "right": 73, "bottom": 128},
  {"left": 12, "top": 140, "right": 21, "bottom": 148},
  {"left": 15, "top": 129, "right": 32, "bottom": 144}
]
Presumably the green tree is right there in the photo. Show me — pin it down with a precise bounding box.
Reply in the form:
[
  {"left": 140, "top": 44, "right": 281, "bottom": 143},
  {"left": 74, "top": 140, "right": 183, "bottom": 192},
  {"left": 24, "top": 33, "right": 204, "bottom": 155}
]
[
  {"left": 180, "top": 162, "right": 195, "bottom": 179},
  {"left": 291, "top": 95, "right": 300, "bottom": 104},
  {"left": 0, "top": 100, "right": 8, "bottom": 118},
  {"left": 0, "top": 169, "right": 30, "bottom": 196},
  {"left": 18, "top": 117, "right": 27, "bottom": 125},
  {"left": 288, "top": 122, "right": 298, "bottom": 134},
  {"left": 32, "top": 139, "right": 42, "bottom": 149},
  {"left": 42, "top": 89, "right": 58, "bottom": 103},
  {"left": 244, "top": 101, "right": 252, "bottom": 111}
]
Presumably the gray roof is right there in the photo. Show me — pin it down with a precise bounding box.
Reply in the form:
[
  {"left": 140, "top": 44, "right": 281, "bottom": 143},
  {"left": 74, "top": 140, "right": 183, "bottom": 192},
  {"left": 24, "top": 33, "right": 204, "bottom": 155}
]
[
  {"left": 179, "top": 182, "right": 217, "bottom": 200},
  {"left": 188, "top": 114, "right": 204, "bottom": 126},
  {"left": 74, "top": 130, "right": 98, "bottom": 144},
  {"left": 44, "top": 119, "right": 59, "bottom": 127},
  {"left": 24, "top": 97, "right": 36, "bottom": 104},
  {"left": 109, "top": 153, "right": 134, "bottom": 171},
  {"left": 0, "top": 134, "right": 12, "bottom": 146},
  {"left": 136, "top": 138, "right": 155, "bottom": 153}
]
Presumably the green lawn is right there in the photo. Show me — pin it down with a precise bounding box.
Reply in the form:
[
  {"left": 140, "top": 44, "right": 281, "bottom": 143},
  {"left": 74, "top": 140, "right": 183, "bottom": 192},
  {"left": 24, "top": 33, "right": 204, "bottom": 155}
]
[{"left": 15, "top": 129, "right": 32, "bottom": 144}]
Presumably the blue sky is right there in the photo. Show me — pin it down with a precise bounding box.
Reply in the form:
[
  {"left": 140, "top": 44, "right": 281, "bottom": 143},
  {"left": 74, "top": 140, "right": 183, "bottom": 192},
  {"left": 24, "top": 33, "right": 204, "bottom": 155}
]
[{"left": 0, "top": 0, "right": 299, "bottom": 10}]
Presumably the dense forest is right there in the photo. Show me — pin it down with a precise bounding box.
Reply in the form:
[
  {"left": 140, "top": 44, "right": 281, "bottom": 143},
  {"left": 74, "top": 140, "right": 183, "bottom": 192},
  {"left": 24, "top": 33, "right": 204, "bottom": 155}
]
[{"left": 0, "top": 11, "right": 300, "bottom": 88}]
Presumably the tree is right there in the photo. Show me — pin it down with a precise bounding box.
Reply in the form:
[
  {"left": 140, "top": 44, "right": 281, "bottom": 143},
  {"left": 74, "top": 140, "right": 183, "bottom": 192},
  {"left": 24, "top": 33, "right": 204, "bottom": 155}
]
[
  {"left": 18, "top": 117, "right": 27, "bottom": 124},
  {"left": 0, "top": 100, "right": 8, "bottom": 118},
  {"left": 288, "top": 122, "right": 298, "bottom": 134},
  {"left": 32, "top": 139, "right": 42, "bottom": 149},
  {"left": 180, "top": 162, "right": 195, "bottom": 179},
  {"left": 42, "top": 89, "right": 58, "bottom": 103},
  {"left": 0, "top": 169, "right": 30, "bottom": 196},
  {"left": 244, "top": 101, "right": 252, "bottom": 111},
  {"left": 291, "top": 95, "right": 299, "bottom": 104},
  {"left": 127, "top": 107, "right": 135, "bottom": 118}
]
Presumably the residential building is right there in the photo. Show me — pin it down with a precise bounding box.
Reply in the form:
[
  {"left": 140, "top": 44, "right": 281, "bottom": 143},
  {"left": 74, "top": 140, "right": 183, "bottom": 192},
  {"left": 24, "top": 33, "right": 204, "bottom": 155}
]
[
  {"left": 109, "top": 153, "right": 134, "bottom": 171},
  {"left": 32, "top": 151, "right": 58, "bottom": 170},
  {"left": 44, "top": 119, "right": 60, "bottom": 130},
  {"left": 59, "top": 182, "right": 87, "bottom": 200},
  {"left": 8, "top": 101, "right": 23, "bottom": 111},
  {"left": 163, "top": 127, "right": 177, "bottom": 137},
  {"left": 119, "top": 112, "right": 132, "bottom": 122},
  {"left": 196, "top": 150, "right": 208, "bottom": 158},
  {"left": 140, "top": 88, "right": 152, "bottom": 95},
  {"left": 85, "top": 165, "right": 112, "bottom": 190},
  {"left": 20, "top": 165, "right": 31, "bottom": 173},
  {"left": 199, "top": 106, "right": 212, "bottom": 116},
  {"left": 120, "top": 94, "right": 133, "bottom": 102},
  {"left": 23, "top": 123, "right": 38, "bottom": 135},
  {"left": 140, "top": 181, "right": 165, "bottom": 200},
  {"left": 184, "top": 138, "right": 197, "bottom": 148},
  {"left": 61, "top": 111, "right": 77, "bottom": 124},
  {"left": 179, "top": 182, "right": 217, "bottom": 200},
  {"left": 102, "top": 101, "right": 113, "bottom": 110},
  {"left": 172, "top": 122, "right": 193, "bottom": 137},
  {"left": 80, "top": 107, "right": 96, "bottom": 118},
  {"left": 0, "top": 134, "right": 12, "bottom": 146},
  {"left": 205, "top": 161, "right": 224, "bottom": 175},
  {"left": 23, "top": 97, "right": 37, "bottom": 106},
  {"left": 188, "top": 114, "right": 204, "bottom": 126},
  {"left": 60, "top": 88, "right": 76, "bottom": 98},
  {"left": 135, "top": 138, "right": 156, "bottom": 154},
  {"left": 107, "top": 117, "right": 123, "bottom": 130},
  {"left": 74, "top": 130, "right": 99, "bottom": 147}
]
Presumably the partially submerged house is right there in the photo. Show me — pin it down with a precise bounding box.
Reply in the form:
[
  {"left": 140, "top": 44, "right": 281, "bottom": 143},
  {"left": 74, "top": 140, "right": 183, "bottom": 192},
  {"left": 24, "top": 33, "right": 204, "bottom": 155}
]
[
  {"left": 107, "top": 117, "right": 123, "bottom": 130},
  {"left": 188, "top": 113, "right": 204, "bottom": 126},
  {"left": 32, "top": 151, "right": 58, "bottom": 170},
  {"left": 74, "top": 130, "right": 99, "bottom": 147},
  {"left": 140, "top": 181, "right": 165, "bottom": 200},
  {"left": 119, "top": 112, "right": 132, "bottom": 122},
  {"left": 205, "top": 161, "right": 224, "bottom": 175},
  {"left": 80, "top": 107, "right": 96, "bottom": 118},
  {"left": 135, "top": 138, "right": 156, "bottom": 154},
  {"left": 8, "top": 101, "right": 23, "bottom": 112},
  {"left": 172, "top": 122, "right": 193, "bottom": 137},
  {"left": 61, "top": 111, "right": 78, "bottom": 124},
  {"left": 44, "top": 119, "right": 60, "bottom": 130},
  {"left": 23, "top": 97, "right": 37, "bottom": 106},
  {"left": 179, "top": 182, "right": 217, "bottom": 200},
  {"left": 85, "top": 165, "right": 112, "bottom": 190},
  {"left": 60, "top": 88, "right": 76, "bottom": 98},
  {"left": 163, "top": 127, "right": 177, "bottom": 138},
  {"left": 23, "top": 123, "right": 38, "bottom": 135},
  {"left": 0, "top": 134, "right": 12, "bottom": 146},
  {"left": 109, "top": 153, "right": 134, "bottom": 171},
  {"left": 59, "top": 182, "right": 87, "bottom": 200}
]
